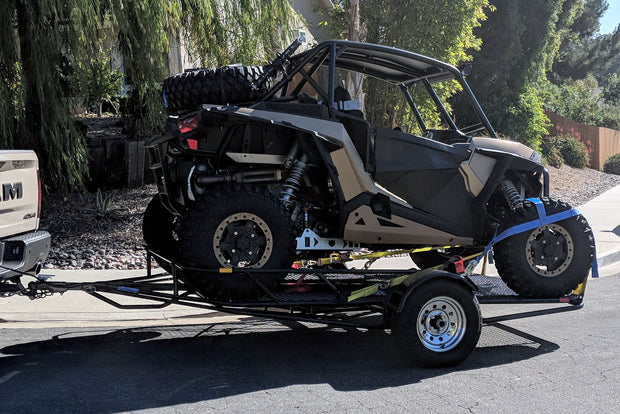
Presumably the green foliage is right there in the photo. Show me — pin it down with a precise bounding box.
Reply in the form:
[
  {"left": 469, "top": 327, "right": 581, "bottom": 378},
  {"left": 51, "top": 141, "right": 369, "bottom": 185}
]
[
  {"left": 0, "top": 0, "right": 296, "bottom": 193},
  {"left": 542, "top": 75, "right": 620, "bottom": 130},
  {"left": 570, "top": 0, "right": 607, "bottom": 38},
  {"left": 541, "top": 140, "right": 564, "bottom": 168},
  {"left": 602, "top": 73, "right": 620, "bottom": 105},
  {"left": 464, "top": 0, "right": 583, "bottom": 146},
  {"left": 179, "top": 0, "right": 296, "bottom": 67},
  {"left": 120, "top": 82, "right": 166, "bottom": 139},
  {"left": 346, "top": 0, "right": 492, "bottom": 129},
  {"left": 95, "top": 189, "right": 125, "bottom": 220},
  {"left": 551, "top": 1, "right": 619, "bottom": 82},
  {"left": 3, "top": 0, "right": 101, "bottom": 193},
  {"left": 504, "top": 86, "right": 551, "bottom": 150},
  {"left": 107, "top": 0, "right": 297, "bottom": 139},
  {"left": 78, "top": 53, "right": 123, "bottom": 116},
  {"left": 603, "top": 153, "right": 620, "bottom": 175},
  {"left": 548, "top": 135, "right": 589, "bottom": 168}
]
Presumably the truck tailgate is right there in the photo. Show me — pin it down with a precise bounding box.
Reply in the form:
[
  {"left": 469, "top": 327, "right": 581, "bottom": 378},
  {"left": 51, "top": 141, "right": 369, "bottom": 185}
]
[{"left": 0, "top": 150, "right": 39, "bottom": 239}]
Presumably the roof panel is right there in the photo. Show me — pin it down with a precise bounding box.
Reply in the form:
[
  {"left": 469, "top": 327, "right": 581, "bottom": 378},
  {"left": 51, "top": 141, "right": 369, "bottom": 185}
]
[{"left": 291, "top": 40, "right": 460, "bottom": 84}]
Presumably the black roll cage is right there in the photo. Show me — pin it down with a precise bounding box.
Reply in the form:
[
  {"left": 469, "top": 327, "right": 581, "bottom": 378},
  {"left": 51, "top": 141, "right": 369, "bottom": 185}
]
[{"left": 258, "top": 40, "right": 497, "bottom": 138}]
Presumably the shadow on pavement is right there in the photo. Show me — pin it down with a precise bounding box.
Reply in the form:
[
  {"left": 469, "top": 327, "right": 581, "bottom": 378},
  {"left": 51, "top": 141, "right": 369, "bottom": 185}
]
[{"left": 0, "top": 319, "right": 558, "bottom": 412}]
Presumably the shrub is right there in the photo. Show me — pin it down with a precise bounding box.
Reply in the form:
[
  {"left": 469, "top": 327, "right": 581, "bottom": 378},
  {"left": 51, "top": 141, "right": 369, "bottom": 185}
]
[
  {"left": 547, "top": 136, "right": 589, "bottom": 168},
  {"left": 603, "top": 153, "right": 620, "bottom": 175},
  {"left": 95, "top": 189, "right": 125, "bottom": 220},
  {"left": 541, "top": 139, "right": 564, "bottom": 168}
]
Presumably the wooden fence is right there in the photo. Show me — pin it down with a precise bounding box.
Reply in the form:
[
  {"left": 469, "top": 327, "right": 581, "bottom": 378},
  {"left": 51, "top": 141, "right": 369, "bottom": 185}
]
[
  {"left": 87, "top": 139, "right": 153, "bottom": 191},
  {"left": 546, "top": 111, "right": 620, "bottom": 170}
]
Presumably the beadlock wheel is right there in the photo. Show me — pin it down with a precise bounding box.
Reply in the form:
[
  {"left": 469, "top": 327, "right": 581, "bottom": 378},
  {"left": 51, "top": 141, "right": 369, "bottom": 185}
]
[
  {"left": 416, "top": 296, "right": 467, "bottom": 352},
  {"left": 525, "top": 223, "right": 574, "bottom": 277},
  {"left": 213, "top": 213, "right": 273, "bottom": 268},
  {"left": 176, "top": 185, "right": 296, "bottom": 300},
  {"left": 494, "top": 198, "right": 594, "bottom": 298}
]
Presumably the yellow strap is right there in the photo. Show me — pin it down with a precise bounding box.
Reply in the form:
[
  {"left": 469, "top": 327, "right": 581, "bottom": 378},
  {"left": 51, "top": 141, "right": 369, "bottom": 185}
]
[
  {"left": 390, "top": 274, "right": 411, "bottom": 287},
  {"left": 350, "top": 245, "right": 458, "bottom": 260},
  {"left": 348, "top": 284, "right": 379, "bottom": 302},
  {"left": 219, "top": 268, "right": 233, "bottom": 273}
]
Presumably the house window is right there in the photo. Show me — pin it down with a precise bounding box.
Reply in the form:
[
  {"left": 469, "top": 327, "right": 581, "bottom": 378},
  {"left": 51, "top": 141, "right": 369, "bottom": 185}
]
[{"left": 298, "top": 30, "right": 307, "bottom": 43}]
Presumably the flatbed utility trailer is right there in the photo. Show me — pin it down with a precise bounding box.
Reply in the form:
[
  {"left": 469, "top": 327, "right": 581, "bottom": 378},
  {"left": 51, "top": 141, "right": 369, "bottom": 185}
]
[{"left": 5, "top": 248, "right": 588, "bottom": 368}]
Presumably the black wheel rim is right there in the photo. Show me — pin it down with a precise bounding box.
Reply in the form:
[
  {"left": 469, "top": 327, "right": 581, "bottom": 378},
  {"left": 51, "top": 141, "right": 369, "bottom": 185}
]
[
  {"left": 526, "top": 223, "right": 574, "bottom": 277},
  {"left": 213, "top": 213, "right": 273, "bottom": 267}
]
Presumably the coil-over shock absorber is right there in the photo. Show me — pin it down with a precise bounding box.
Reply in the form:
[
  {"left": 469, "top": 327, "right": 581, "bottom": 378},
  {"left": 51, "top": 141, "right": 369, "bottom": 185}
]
[
  {"left": 499, "top": 179, "right": 524, "bottom": 212},
  {"left": 279, "top": 154, "right": 308, "bottom": 208}
]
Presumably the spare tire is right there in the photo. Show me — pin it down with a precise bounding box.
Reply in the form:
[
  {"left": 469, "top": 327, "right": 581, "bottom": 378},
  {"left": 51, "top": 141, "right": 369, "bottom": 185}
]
[{"left": 163, "top": 65, "right": 271, "bottom": 112}]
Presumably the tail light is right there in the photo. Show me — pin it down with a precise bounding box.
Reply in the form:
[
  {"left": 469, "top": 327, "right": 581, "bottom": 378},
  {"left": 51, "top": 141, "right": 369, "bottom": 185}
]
[
  {"left": 37, "top": 169, "right": 41, "bottom": 219},
  {"left": 178, "top": 116, "right": 199, "bottom": 134}
]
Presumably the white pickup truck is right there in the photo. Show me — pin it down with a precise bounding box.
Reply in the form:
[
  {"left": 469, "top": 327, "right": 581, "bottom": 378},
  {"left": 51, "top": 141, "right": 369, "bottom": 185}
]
[{"left": 0, "top": 150, "right": 50, "bottom": 280}]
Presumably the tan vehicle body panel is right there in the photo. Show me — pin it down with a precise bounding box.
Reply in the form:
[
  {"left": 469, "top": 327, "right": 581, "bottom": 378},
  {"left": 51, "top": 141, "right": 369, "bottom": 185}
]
[
  {"left": 471, "top": 137, "right": 537, "bottom": 160},
  {"left": 233, "top": 107, "right": 476, "bottom": 246},
  {"left": 0, "top": 150, "right": 39, "bottom": 238}
]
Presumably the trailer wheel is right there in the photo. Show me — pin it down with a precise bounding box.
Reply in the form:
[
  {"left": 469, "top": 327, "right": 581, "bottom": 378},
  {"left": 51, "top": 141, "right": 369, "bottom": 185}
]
[
  {"left": 494, "top": 198, "right": 594, "bottom": 298},
  {"left": 143, "top": 195, "right": 176, "bottom": 272},
  {"left": 177, "top": 185, "right": 296, "bottom": 300},
  {"left": 392, "top": 279, "right": 481, "bottom": 367}
]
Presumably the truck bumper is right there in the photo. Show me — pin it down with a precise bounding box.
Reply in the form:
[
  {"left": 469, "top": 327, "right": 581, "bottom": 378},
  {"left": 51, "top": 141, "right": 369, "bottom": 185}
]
[{"left": 0, "top": 230, "right": 51, "bottom": 279}]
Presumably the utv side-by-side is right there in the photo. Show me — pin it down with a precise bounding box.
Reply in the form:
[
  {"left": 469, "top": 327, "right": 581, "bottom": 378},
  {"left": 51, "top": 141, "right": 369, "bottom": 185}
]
[{"left": 146, "top": 39, "right": 594, "bottom": 304}]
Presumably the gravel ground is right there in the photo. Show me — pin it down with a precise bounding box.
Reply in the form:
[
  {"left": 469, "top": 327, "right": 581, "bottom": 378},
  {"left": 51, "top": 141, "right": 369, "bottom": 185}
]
[{"left": 40, "top": 164, "right": 620, "bottom": 270}]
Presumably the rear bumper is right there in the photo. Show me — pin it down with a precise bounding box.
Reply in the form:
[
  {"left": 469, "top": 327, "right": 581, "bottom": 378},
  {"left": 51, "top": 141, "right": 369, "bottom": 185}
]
[{"left": 0, "top": 230, "right": 51, "bottom": 279}]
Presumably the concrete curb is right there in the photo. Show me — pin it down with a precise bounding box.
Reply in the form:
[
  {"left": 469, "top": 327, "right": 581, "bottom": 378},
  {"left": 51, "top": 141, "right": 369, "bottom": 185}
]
[{"left": 597, "top": 245, "right": 620, "bottom": 268}]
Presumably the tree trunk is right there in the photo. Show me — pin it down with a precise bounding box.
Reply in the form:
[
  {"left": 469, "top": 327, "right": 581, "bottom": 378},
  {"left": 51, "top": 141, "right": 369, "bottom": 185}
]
[{"left": 346, "top": 0, "right": 365, "bottom": 111}]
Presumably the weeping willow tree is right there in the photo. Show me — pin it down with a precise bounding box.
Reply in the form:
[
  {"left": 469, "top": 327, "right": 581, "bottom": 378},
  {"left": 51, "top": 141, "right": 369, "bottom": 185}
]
[
  {"left": 0, "top": 0, "right": 296, "bottom": 192},
  {"left": 0, "top": 1, "right": 101, "bottom": 192}
]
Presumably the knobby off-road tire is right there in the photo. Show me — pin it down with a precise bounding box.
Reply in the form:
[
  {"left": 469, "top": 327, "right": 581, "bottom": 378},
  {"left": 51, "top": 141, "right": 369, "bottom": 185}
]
[
  {"left": 177, "top": 185, "right": 296, "bottom": 300},
  {"left": 143, "top": 195, "right": 176, "bottom": 272},
  {"left": 493, "top": 198, "right": 594, "bottom": 298},
  {"left": 163, "top": 65, "right": 271, "bottom": 113},
  {"left": 392, "top": 279, "right": 482, "bottom": 368}
]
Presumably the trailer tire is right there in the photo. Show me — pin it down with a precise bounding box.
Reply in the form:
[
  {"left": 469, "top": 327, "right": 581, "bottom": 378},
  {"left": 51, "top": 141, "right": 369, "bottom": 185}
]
[
  {"left": 494, "top": 198, "right": 594, "bottom": 298},
  {"left": 392, "top": 279, "right": 481, "bottom": 368},
  {"left": 177, "top": 185, "right": 296, "bottom": 300},
  {"left": 163, "top": 65, "right": 271, "bottom": 112},
  {"left": 143, "top": 195, "right": 176, "bottom": 272}
]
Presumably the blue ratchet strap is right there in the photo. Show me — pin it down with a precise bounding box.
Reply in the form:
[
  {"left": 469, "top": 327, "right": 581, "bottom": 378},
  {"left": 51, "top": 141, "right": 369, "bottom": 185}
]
[
  {"left": 162, "top": 90, "right": 169, "bottom": 109},
  {"left": 466, "top": 198, "right": 599, "bottom": 278}
]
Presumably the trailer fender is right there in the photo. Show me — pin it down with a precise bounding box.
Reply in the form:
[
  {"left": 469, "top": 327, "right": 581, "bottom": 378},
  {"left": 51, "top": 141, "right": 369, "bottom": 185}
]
[{"left": 391, "top": 269, "right": 478, "bottom": 314}]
